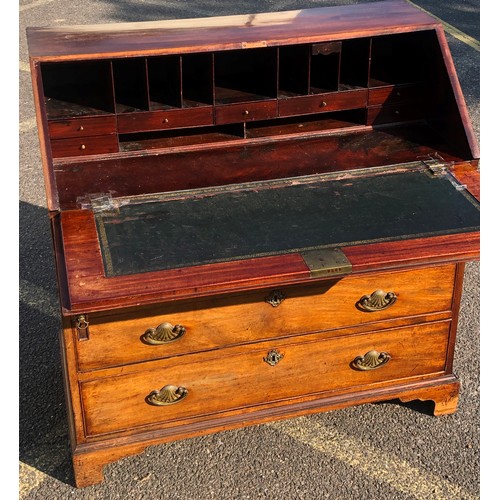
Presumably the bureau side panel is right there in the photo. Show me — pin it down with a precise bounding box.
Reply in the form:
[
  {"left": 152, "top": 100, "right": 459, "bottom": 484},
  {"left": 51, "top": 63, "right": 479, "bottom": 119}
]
[
  {"left": 60, "top": 318, "right": 86, "bottom": 445},
  {"left": 446, "top": 262, "right": 466, "bottom": 373}
]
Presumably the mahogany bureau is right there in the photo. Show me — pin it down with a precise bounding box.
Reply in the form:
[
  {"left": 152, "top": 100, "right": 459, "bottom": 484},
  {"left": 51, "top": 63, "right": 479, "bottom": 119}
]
[{"left": 27, "top": 0, "right": 480, "bottom": 487}]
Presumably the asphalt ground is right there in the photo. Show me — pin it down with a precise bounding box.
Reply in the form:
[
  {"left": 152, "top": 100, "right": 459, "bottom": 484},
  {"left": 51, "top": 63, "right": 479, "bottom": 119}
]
[{"left": 18, "top": 1, "right": 481, "bottom": 498}]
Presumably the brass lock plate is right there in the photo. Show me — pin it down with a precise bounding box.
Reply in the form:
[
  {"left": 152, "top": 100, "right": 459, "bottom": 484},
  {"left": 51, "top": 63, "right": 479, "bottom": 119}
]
[{"left": 301, "top": 248, "right": 352, "bottom": 278}]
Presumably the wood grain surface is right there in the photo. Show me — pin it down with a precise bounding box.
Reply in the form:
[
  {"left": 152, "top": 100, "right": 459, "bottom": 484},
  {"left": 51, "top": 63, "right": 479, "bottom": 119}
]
[
  {"left": 53, "top": 126, "right": 469, "bottom": 209},
  {"left": 55, "top": 203, "right": 478, "bottom": 314},
  {"left": 26, "top": 1, "right": 437, "bottom": 61},
  {"left": 75, "top": 264, "right": 456, "bottom": 371},
  {"left": 80, "top": 320, "right": 450, "bottom": 436}
]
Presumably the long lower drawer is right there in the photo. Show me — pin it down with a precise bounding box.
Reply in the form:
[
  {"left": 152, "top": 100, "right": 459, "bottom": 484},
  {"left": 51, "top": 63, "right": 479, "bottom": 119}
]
[{"left": 81, "top": 321, "right": 450, "bottom": 436}]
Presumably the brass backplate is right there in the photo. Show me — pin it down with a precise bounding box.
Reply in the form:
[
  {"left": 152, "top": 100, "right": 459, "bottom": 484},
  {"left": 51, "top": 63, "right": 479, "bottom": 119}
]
[{"left": 301, "top": 248, "right": 352, "bottom": 278}]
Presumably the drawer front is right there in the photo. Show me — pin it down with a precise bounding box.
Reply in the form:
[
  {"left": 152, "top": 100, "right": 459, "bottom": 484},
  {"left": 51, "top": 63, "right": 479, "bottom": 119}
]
[
  {"left": 50, "top": 135, "right": 119, "bottom": 158},
  {"left": 48, "top": 116, "right": 116, "bottom": 139},
  {"left": 117, "top": 107, "right": 214, "bottom": 134},
  {"left": 366, "top": 103, "right": 424, "bottom": 125},
  {"left": 278, "top": 89, "right": 367, "bottom": 117},
  {"left": 81, "top": 321, "right": 450, "bottom": 436},
  {"left": 76, "top": 265, "right": 456, "bottom": 371},
  {"left": 368, "top": 84, "right": 422, "bottom": 107},
  {"left": 215, "top": 101, "right": 277, "bottom": 125}
]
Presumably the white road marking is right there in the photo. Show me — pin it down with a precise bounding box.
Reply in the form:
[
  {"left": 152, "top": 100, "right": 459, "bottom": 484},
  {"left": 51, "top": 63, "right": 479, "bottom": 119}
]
[
  {"left": 270, "top": 418, "right": 478, "bottom": 500},
  {"left": 20, "top": 0, "right": 57, "bottom": 13}
]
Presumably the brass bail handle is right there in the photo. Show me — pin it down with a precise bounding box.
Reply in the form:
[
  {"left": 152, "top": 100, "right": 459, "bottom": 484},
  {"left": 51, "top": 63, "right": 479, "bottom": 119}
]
[
  {"left": 358, "top": 290, "right": 397, "bottom": 312},
  {"left": 352, "top": 350, "right": 391, "bottom": 371},
  {"left": 75, "top": 315, "right": 89, "bottom": 330},
  {"left": 141, "top": 322, "right": 186, "bottom": 345},
  {"left": 147, "top": 385, "right": 188, "bottom": 406}
]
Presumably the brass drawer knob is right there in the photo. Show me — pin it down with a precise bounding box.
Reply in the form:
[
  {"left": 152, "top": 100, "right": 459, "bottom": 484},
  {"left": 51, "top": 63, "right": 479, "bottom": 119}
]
[
  {"left": 352, "top": 350, "right": 391, "bottom": 371},
  {"left": 77, "top": 125, "right": 84, "bottom": 131},
  {"left": 163, "top": 118, "right": 169, "bottom": 123},
  {"left": 141, "top": 322, "right": 186, "bottom": 345},
  {"left": 320, "top": 101, "right": 327, "bottom": 107},
  {"left": 358, "top": 290, "right": 397, "bottom": 312},
  {"left": 243, "top": 110, "right": 250, "bottom": 116},
  {"left": 79, "top": 144, "right": 86, "bottom": 150},
  {"left": 147, "top": 385, "right": 188, "bottom": 406}
]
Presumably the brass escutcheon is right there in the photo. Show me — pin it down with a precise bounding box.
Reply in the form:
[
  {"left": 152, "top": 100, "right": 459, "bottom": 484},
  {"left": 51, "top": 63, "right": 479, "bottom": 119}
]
[
  {"left": 264, "top": 349, "right": 284, "bottom": 366},
  {"left": 265, "top": 290, "right": 285, "bottom": 307}
]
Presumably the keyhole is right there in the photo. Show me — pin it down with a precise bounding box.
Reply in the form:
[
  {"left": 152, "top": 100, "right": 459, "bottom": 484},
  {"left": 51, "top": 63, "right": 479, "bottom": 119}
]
[{"left": 264, "top": 349, "right": 283, "bottom": 366}]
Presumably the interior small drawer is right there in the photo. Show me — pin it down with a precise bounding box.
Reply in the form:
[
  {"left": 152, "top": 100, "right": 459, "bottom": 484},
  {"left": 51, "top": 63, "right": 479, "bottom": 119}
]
[
  {"left": 366, "top": 103, "right": 424, "bottom": 125},
  {"left": 50, "top": 135, "right": 119, "bottom": 158},
  {"left": 80, "top": 320, "right": 450, "bottom": 437},
  {"left": 74, "top": 264, "right": 456, "bottom": 372},
  {"left": 368, "top": 84, "right": 422, "bottom": 107},
  {"left": 215, "top": 100, "right": 277, "bottom": 125},
  {"left": 278, "top": 89, "right": 367, "bottom": 117},
  {"left": 48, "top": 116, "right": 116, "bottom": 139},
  {"left": 117, "top": 107, "right": 214, "bottom": 134}
]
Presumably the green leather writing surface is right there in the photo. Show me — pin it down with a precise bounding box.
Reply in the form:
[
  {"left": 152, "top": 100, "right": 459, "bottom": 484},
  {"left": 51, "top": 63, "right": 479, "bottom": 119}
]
[{"left": 95, "top": 169, "right": 479, "bottom": 277}]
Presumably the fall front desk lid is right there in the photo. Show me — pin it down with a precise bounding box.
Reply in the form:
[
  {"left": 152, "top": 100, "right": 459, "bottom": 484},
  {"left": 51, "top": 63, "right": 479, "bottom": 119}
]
[{"left": 94, "top": 166, "right": 480, "bottom": 277}]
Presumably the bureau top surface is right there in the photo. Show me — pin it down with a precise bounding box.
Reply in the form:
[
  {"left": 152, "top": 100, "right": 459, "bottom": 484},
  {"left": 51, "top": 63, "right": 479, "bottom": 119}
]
[{"left": 26, "top": 0, "right": 437, "bottom": 60}]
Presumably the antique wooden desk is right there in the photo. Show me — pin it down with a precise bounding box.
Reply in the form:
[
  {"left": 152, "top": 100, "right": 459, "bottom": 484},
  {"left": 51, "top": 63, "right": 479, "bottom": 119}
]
[{"left": 27, "top": 0, "right": 479, "bottom": 487}]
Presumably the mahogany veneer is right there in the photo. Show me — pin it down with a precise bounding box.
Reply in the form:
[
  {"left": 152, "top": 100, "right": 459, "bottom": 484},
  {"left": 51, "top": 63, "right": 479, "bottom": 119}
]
[{"left": 28, "top": 1, "right": 479, "bottom": 488}]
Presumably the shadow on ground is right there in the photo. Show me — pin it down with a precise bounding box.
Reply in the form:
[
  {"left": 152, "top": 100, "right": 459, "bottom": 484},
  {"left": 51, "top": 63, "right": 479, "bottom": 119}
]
[{"left": 19, "top": 200, "right": 74, "bottom": 485}]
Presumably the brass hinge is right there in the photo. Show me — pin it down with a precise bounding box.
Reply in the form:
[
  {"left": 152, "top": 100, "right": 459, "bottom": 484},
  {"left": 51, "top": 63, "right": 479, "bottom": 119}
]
[
  {"left": 419, "top": 154, "right": 469, "bottom": 192},
  {"left": 301, "top": 248, "right": 352, "bottom": 278},
  {"left": 419, "top": 153, "right": 451, "bottom": 177},
  {"left": 77, "top": 192, "right": 120, "bottom": 215},
  {"left": 74, "top": 314, "right": 90, "bottom": 341}
]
